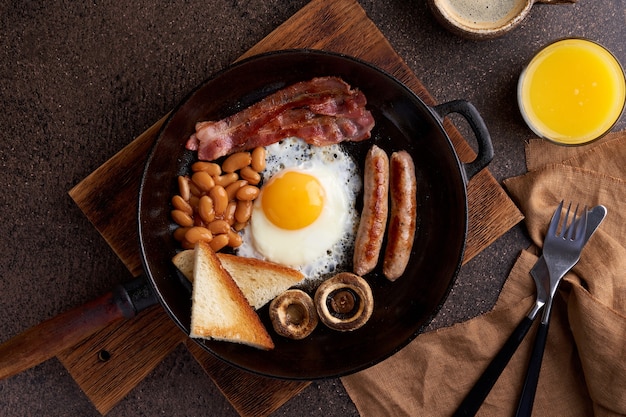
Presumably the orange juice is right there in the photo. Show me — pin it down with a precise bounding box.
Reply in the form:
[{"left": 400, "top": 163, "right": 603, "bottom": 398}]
[{"left": 518, "top": 38, "right": 625, "bottom": 145}]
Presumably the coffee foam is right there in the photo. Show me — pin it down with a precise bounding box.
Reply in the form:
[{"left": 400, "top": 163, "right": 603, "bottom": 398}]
[{"left": 443, "top": 0, "right": 526, "bottom": 28}]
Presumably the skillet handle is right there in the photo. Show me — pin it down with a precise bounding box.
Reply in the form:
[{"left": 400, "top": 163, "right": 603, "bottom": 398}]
[
  {"left": 432, "top": 100, "right": 494, "bottom": 180},
  {"left": 0, "top": 276, "right": 156, "bottom": 380}
]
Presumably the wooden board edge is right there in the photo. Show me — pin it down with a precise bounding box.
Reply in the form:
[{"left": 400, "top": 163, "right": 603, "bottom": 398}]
[{"left": 185, "top": 339, "right": 311, "bottom": 417}]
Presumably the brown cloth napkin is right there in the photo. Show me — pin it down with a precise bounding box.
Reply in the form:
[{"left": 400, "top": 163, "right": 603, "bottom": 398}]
[{"left": 341, "top": 130, "right": 626, "bottom": 416}]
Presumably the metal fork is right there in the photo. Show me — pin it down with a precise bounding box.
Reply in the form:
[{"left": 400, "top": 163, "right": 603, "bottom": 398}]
[
  {"left": 515, "top": 201, "right": 588, "bottom": 417},
  {"left": 452, "top": 205, "right": 605, "bottom": 417}
]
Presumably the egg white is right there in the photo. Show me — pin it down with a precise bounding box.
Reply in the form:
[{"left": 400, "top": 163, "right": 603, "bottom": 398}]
[{"left": 236, "top": 137, "right": 361, "bottom": 287}]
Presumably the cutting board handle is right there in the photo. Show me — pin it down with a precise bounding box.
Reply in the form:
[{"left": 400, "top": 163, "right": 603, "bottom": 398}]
[{"left": 0, "top": 276, "right": 156, "bottom": 380}]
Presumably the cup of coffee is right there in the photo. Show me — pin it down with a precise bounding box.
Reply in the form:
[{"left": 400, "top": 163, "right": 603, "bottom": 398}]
[
  {"left": 428, "top": 0, "right": 576, "bottom": 40},
  {"left": 517, "top": 38, "right": 625, "bottom": 145}
]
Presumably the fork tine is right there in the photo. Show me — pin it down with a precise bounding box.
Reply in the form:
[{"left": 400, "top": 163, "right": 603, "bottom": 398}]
[
  {"left": 560, "top": 202, "right": 572, "bottom": 238},
  {"left": 564, "top": 204, "right": 578, "bottom": 240},
  {"left": 547, "top": 200, "right": 564, "bottom": 237}
]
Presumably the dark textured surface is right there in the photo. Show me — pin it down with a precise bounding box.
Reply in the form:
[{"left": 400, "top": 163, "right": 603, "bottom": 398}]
[{"left": 0, "top": 1, "right": 624, "bottom": 416}]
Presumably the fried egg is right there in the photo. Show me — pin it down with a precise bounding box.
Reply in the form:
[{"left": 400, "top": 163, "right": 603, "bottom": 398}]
[{"left": 236, "top": 137, "right": 361, "bottom": 286}]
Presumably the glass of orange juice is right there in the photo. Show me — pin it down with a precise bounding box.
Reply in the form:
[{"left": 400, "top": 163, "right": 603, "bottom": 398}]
[{"left": 518, "top": 38, "right": 625, "bottom": 145}]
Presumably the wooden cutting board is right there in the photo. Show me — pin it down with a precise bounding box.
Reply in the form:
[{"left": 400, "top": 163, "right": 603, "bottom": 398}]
[{"left": 64, "top": 0, "right": 523, "bottom": 415}]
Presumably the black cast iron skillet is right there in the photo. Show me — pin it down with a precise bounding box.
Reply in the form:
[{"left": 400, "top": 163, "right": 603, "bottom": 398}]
[
  {"left": 0, "top": 50, "right": 493, "bottom": 381},
  {"left": 138, "top": 50, "right": 493, "bottom": 380}
]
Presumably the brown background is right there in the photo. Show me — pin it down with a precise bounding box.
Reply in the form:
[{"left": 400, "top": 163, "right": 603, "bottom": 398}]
[{"left": 1, "top": 1, "right": 624, "bottom": 416}]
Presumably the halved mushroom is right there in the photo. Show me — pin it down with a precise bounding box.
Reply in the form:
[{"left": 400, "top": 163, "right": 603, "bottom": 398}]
[
  {"left": 314, "top": 272, "right": 373, "bottom": 331},
  {"left": 269, "top": 289, "right": 318, "bottom": 340}
]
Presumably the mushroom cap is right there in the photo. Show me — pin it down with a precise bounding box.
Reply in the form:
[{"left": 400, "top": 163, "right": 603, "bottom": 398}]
[
  {"left": 269, "top": 289, "right": 318, "bottom": 339},
  {"left": 314, "top": 272, "right": 374, "bottom": 331}
]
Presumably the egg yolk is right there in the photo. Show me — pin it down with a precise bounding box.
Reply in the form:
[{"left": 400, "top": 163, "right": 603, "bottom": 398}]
[{"left": 261, "top": 171, "right": 325, "bottom": 230}]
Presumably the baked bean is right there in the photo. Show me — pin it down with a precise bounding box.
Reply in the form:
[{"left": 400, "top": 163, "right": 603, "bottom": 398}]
[
  {"left": 189, "top": 195, "right": 200, "bottom": 211},
  {"left": 213, "top": 173, "right": 239, "bottom": 187},
  {"left": 223, "top": 201, "right": 237, "bottom": 225},
  {"left": 184, "top": 226, "right": 213, "bottom": 244},
  {"left": 209, "top": 185, "right": 228, "bottom": 216},
  {"left": 191, "top": 161, "right": 221, "bottom": 176},
  {"left": 171, "top": 209, "right": 193, "bottom": 227},
  {"left": 171, "top": 195, "right": 193, "bottom": 216},
  {"left": 172, "top": 147, "right": 267, "bottom": 252},
  {"left": 191, "top": 171, "right": 215, "bottom": 192},
  {"left": 188, "top": 180, "right": 203, "bottom": 197},
  {"left": 198, "top": 195, "right": 215, "bottom": 224},
  {"left": 240, "top": 166, "right": 261, "bottom": 185},
  {"left": 251, "top": 147, "right": 266, "bottom": 172},
  {"left": 173, "top": 227, "right": 189, "bottom": 242},
  {"left": 235, "top": 200, "right": 252, "bottom": 223},
  {"left": 222, "top": 152, "right": 251, "bottom": 173},
  {"left": 178, "top": 176, "right": 190, "bottom": 201},
  {"left": 208, "top": 219, "right": 230, "bottom": 235},
  {"left": 236, "top": 185, "right": 260, "bottom": 201},
  {"left": 227, "top": 229, "right": 243, "bottom": 247},
  {"left": 225, "top": 179, "right": 248, "bottom": 201},
  {"left": 181, "top": 239, "right": 196, "bottom": 250},
  {"left": 210, "top": 233, "right": 230, "bottom": 252}
]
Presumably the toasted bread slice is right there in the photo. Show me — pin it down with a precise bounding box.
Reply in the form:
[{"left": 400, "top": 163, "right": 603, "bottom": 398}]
[
  {"left": 216, "top": 253, "right": 304, "bottom": 309},
  {"left": 172, "top": 250, "right": 195, "bottom": 280},
  {"left": 189, "top": 242, "right": 274, "bottom": 350},
  {"left": 172, "top": 250, "right": 305, "bottom": 310}
]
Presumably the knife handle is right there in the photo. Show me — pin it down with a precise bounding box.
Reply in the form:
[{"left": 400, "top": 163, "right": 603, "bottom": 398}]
[
  {"left": 0, "top": 277, "right": 154, "bottom": 380},
  {"left": 453, "top": 315, "right": 535, "bottom": 417},
  {"left": 515, "top": 320, "right": 550, "bottom": 417}
]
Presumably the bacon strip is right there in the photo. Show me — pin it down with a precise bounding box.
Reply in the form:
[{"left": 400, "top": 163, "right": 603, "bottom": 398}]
[{"left": 185, "top": 77, "right": 375, "bottom": 161}]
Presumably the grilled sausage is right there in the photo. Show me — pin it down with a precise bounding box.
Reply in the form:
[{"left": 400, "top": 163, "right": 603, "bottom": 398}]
[
  {"left": 353, "top": 145, "right": 389, "bottom": 276},
  {"left": 383, "top": 151, "right": 416, "bottom": 281}
]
